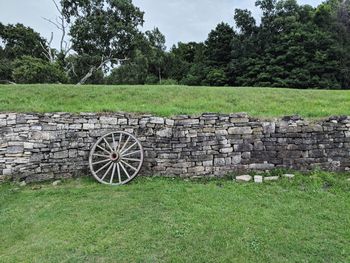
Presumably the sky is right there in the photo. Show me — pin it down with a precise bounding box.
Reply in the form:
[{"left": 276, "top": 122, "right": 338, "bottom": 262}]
[{"left": 0, "top": 0, "right": 323, "bottom": 49}]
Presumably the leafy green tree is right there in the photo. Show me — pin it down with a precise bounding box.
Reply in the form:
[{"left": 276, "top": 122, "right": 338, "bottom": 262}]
[
  {"left": 229, "top": 0, "right": 350, "bottom": 89},
  {"left": 106, "top": 27, "right": 168, "bottom": 85},
  {"left": 205, "top": 23, "right": 235, "bottom": 68},
  {"left": 61, "top": 0, "right": 144, "bottom": 84},
  {"left": 167, "top": 42, "right": 205, "bottom": 82},
  {"left": 12, "top": 56, "right": 67, "bottom": 84},
  {"left": 181, "top": 63, "right": 209, "bottom": 86},
  {"left": 0, "top": 23, "right": 47, "bottom": 60},
  {"left": 234, "top": 9, "right": 257, "bottom": 35},
  {"left": 145, "top": 27, "right": 166, "bottom": 84},
  {"left": 205, "top": 69, "right": 228, "bottom": 86},
  {"left": 106, "top": 49, "right": 149, "bottom": 84},
  {"left": 0, "top": 58, "right": 14, "bottom": 82}
]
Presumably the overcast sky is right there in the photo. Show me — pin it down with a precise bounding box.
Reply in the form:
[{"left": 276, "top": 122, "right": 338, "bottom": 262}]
[{"left": 0, "top": 0, "right": 323, "bottom": 49}]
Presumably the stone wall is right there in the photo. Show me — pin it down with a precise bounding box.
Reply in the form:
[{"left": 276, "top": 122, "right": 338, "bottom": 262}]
[{"left": 0, "top": 112, "right": 349, "bottom": 182}]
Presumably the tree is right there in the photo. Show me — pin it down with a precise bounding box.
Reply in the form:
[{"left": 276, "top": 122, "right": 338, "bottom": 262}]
[
  {"left": 228, "top": 0, "right": 350, "bottom": 89},
  {"left": 145, "top": 27, "right": 166, "bottom": 84},
  {"left": 0, "top": 58, "right": 14, "bottom": 82},
  {"left": 205, "top": 69, "right": 228, "bottom": 86},
  {"left": 105, "top": 27, "right": 168, "bottom": 85},
  {"left": 167, "top": 42, "right": 205, "bottom": 82},
  {"left": 65, "top": 54, "right": 104, "bottom": 84},
  {"left": 61, "top": 0, "right": 144, "bottom": 84},
  {"left": 234, "top": 9, "right": 257, "bottom": 35},
  {"left": 12, "top": 56, "right": 67, "bottom": 84},
  {"left": 205, "top": 23, "right": 235, "bottom": 85},
  {"left": 0, "top": 23, "right": 47, "bottom": 60},
  {"left": 205, "top": 23, "right": 235, "bottom": 69},
  {"left": 106, "top": 49, "right": 149, "bottom": 84}
]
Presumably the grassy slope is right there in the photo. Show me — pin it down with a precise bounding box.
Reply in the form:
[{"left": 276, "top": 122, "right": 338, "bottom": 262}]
[
  {"left": 0, "top": 84, "right": 349, "bottom": 118},
  {"left": 1, "top": 173, "right": 350, "bottom": 262}
]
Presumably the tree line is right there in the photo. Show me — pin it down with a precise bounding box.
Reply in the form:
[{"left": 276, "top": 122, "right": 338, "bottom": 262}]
[{"left": 0, "top": 0, "right": 349, "bottom": 89}]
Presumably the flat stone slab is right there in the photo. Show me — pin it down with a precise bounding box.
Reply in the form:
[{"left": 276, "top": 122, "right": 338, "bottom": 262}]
[
  {"left": 52, "top": 180, "right": 62, "bottom": 186},
  {"left": 2, "top": 169, "right": 12, "bottom": 176},
  {"left": 283, "top": 174, "right": 295, "bottom": 179},
  {"left": 236, "top": 175, "right": 252, "bottom": 182},
  {"left": 254, "top": 176, "right": 263, "bottom": 183}
]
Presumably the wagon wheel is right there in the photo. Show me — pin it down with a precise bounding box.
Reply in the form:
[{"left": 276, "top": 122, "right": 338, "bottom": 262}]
[{"left": 89, "top": 131, "right": 144, "bottom": 186}]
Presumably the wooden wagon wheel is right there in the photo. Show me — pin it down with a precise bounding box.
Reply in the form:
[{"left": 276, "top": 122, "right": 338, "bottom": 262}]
[{"left": 89, "top": 131, "right": 144, "bottom": 186}]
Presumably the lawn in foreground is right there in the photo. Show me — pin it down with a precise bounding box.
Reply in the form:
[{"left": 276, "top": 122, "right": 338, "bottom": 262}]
[
  {"left": 1, "top": 173, "right": 349, "bottom": 262},
  {"left": 0, "top": 84, "right": 349, "bottom": 118}
]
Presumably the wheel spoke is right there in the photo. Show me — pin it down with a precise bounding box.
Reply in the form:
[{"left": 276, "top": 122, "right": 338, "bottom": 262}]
[
  {"left": 92, "top": 158, "right": 110, "bottom": 165},
  {"left": 120, "top": 160, "right": 137, "bottom": 171},
  {"left": 121, "top": 142, "right": 138, "bottom": 155},
  {"left": 117, "top": 163, "right": 122, "bottom": 184},
  {"left": 93, "top": 153, "right": 110, "bottom": 158},
  {"left": 96, "top": 161, "right": 112, "bottom": 174},
  {"left": 103, "top": 138, "right": 114, "bottom": 153},
  {"left": 117, "top": 133, "right": 123, "bottom": 151},
  {"left": 119, "top": 136, "right": 130, "bottom": 153},
  {"left": 101, "top": 163, "right": 113, "bottom": 181},
  {"left": 119, "top": 162, "right": 130, "bottom": 179},
  {"left": 112, "top": 133, "right": 116, "bottom": 151},
  {"left": 122, "top": 150, "right": 141, "bottom": 157},
  {"left": 122, "top": 157, "right": 142, "bottom": 162},
  {"left": 110, "top": 163, "right": 116, "bottom": 184},
  {"left": 97, "top": 145, "right": 111, "bottom": 155}
]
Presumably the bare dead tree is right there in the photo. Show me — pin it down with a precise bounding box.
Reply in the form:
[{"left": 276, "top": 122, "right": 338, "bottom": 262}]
[
  {"left": 41, "top": 0, "right": 71, "bottom": 61},
  {"left": 40, "top": 32, "right": 55, "bottom": 63}
]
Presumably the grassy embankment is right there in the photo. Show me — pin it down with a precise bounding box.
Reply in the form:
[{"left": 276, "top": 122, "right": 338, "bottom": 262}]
[{"left": 0, "top": 84, "right": 349, "bottom": 118}]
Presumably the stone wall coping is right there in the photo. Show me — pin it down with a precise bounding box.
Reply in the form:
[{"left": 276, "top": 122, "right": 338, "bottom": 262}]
[{"left": 0, "top": 112, "right": 349, "bottom": 123}]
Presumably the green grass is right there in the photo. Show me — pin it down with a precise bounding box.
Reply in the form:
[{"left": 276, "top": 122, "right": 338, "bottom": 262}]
[
  {"left": 0, "top": 84, "right": 349, "bottom": 118},
  {"left": 1, "top": 172, "right": 350, "bottom": 262}
]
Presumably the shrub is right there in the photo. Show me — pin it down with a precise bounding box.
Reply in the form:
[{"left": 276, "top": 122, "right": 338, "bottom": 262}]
[
  {"left": 160, "top": 79, "right": 178, "bottom": 85},
  {"left": 12, "top": 56, "right": 67, "bottom": 84},
  {"left": 181, "top": 74, "right": 202, "bottom": 86},
  {"left": 145, "top": 74, "right": 159, "bottom": 84},
  {"left": 205, "top": 69, "right": 228, "bottom": 86},
  {"left": 106, "top": 61, "right": 148, "bottom": 85},
  {"left": 0, "top": 59, "right": 14, "bottom": 81}
]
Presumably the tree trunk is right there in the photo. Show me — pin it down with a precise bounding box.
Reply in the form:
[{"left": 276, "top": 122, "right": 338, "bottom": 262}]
[
  {"left": 158, "top": 67, "right": 162, "bottom": 84},
  {"left": 77, "top": 67, "right": 95, "bottom": 85}
]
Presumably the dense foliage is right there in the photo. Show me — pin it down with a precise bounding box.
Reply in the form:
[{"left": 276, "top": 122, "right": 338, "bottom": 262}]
[
  {"left": 12, "top": 56, "right": 67, "bottom": 84},
  {"left": 106, "top": 0, "right": 350, "bottom": 89},
  {"left": 0, "top": 0, "right": 349, "bottom": 88},
  {"left": 163, "top": 0, "right": 350, "bottom": 89}
]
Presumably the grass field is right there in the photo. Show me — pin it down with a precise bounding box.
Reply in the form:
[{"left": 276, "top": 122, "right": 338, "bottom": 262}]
[
  {"left": 1, "top": 172, "right": 350, "bottom": 262},
  {"left": 0, "top": 84, "right": 349, "bottom": 118}
]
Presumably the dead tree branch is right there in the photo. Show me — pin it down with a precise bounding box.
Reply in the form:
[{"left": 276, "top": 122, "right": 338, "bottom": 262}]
[
  {"left": 77, "top": 57, "right": 128, "bottom": 85},
  {"left": 40, "top": 32, "right": 55, "bottom": 63},
  {"left": 42, "top": 0, "right": 71, "bottom": 61}
]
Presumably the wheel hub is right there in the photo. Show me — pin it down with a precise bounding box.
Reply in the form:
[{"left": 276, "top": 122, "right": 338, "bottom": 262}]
[{"left": 110, "top": 152, "right": 120, "bottom": 162}]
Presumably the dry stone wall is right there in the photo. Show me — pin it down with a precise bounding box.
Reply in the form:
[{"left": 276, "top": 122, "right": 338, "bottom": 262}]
[{"left": 0, "top": 112, "right": 349, "bottom": 182}]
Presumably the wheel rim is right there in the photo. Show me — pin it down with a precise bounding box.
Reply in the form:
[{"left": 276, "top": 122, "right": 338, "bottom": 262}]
[{"left": 89, "top": 131, "right": 144, "bottom": 186}]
